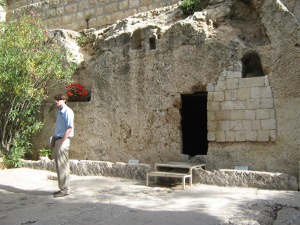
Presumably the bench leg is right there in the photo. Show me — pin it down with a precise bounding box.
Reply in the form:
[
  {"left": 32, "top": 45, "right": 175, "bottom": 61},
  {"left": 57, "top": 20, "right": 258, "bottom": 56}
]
[
  {"left": 182, "top": 177, "right": 185, "bottom": 190},
  {"left": 146, "top": 174, "right": 149, "bottom": 186}
]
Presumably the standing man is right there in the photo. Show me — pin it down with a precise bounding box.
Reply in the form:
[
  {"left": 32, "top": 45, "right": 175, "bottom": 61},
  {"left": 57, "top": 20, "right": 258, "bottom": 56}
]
[{"left": 53, "top": 93, "right": 74, "bottom": 198}]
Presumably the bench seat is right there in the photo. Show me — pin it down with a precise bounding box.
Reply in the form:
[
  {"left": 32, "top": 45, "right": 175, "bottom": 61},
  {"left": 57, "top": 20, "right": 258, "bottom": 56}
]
[{"left": 146, "top": 171, "right": 192, "bottom": 190}]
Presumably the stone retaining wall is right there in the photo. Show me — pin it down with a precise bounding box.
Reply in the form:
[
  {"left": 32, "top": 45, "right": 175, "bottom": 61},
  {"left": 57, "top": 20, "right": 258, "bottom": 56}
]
[
  {"left": 22, "top": 160, "right": 298, "bottom": 191},
  {"left": 4, "top": 0, "right": 179, "bottom": 30}
]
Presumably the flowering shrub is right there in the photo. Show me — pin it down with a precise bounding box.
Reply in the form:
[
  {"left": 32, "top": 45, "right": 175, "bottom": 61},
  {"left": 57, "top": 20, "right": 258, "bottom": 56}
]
[{"left": 66, "top": 83, "right": 90, "bottom": 97}]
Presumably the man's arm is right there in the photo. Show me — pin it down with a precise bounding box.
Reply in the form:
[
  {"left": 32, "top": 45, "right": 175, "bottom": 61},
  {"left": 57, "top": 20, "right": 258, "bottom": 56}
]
[{"left": 60, "top": 127, "right": 72, "bottom": 146}]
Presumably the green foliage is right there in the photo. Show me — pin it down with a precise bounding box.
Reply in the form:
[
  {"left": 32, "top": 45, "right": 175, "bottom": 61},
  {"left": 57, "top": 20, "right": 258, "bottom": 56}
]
[
  {"left": 0, "top": 12, "right": 77, "bottom": 167},
  {"left": 76, "top": 34, "right": 87, "bottom": 47},
  {"left": 3, "top": 138, "right": 31, "bottom": 167},
  {"left": 179, "top": 0, "right": 202, "bottom": 15},
  {"left": 39, "top": 148, "right": 52, "bottom": 157}
]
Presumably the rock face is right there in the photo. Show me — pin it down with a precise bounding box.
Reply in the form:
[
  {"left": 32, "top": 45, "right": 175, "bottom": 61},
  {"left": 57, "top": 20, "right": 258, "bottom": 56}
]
[{"left": 35, "top": 0, "right": 300, "bottom": 178}]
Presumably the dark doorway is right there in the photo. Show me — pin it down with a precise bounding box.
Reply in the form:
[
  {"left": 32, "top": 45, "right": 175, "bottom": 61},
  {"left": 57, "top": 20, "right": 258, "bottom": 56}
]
[{"left": 181, "top": 92, "right": 208, "bottom": 156}]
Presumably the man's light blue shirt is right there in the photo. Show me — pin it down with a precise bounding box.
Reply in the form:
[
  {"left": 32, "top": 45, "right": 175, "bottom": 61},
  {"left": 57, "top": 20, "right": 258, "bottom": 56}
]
[{"left": 55, "top": 105, "right": 74, "bottom": 138}]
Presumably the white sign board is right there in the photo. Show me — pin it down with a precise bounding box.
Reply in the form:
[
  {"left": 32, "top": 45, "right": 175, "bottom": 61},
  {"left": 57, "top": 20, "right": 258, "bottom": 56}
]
[
  {"left": 128, "top": 160, "right": 139, "bottom": 165},
  {"left": 234, "top": 166, "right": 249, "bottom": 170}
]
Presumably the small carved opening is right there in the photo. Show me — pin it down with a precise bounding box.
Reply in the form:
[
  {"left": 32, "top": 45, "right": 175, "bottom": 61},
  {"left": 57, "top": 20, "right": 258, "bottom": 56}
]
[
  {"left": 149, "top": 37, "right": 156, "bottom": 50},
  {"left": 241, "top": 51, "right": 265, "bottom": 78},
  {"left": 131, "top": 29, "right": 142, "bottom": 50},
  {"left": 85, "top": 18, "right": 90, "bottom": 29}
]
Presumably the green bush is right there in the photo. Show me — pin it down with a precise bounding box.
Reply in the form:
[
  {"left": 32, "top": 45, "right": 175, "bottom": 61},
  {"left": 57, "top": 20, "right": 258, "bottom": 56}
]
[
  {"left": 76, "top": 34, "right": 87, "bottom": 46},
  {"left": 3, "top": 139, "right": 30, "bottom": 167},
  {"left": 0, "top": 12, "right": 77, "bottom": 167},
  {"left": 179, "top": 0, "right": 202, "bottom": 15},
  {"left": 39, "top": 148, "right": 52, "bottom": 157}
]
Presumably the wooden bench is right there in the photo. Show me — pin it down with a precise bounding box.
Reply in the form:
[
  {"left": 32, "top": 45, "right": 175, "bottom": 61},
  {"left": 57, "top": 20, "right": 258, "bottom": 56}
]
[
  {"left": 146, "top": 171, "right": 192, "bottom": 190},
  {"left": 146, "top": 161, "right": 205, "bottom": 190}
]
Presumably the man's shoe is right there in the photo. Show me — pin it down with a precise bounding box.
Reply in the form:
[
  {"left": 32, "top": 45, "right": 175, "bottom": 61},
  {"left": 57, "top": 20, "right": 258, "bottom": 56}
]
[
  {"left": 53, "top": 191, "right": 69, "bottom": 198},
  {"left": 53, "top": 190, "right": 61, "bottom": 195}
]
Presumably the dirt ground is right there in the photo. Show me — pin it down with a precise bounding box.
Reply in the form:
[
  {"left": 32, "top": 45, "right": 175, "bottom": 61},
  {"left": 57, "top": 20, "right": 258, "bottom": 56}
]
[{"left": 0, "top": 168, "right": 300, "bottom": 225}]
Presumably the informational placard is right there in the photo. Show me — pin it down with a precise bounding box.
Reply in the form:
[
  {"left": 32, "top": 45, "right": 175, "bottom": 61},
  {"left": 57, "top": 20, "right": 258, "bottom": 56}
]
[
  {"left": 128, "top": 160, "right": 139, "bottom": 165},
  {"left": 234, "top": 166, "right": 249, "bottom": 170}
]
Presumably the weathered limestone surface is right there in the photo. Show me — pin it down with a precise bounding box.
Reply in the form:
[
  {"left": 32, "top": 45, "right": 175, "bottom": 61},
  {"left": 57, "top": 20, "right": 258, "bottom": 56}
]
[
  {"left": 32, "top": 0, "right": 300, "bottom": 179},
  {"left": 281, "top": 0, "right": 300, "bottom": 22}
]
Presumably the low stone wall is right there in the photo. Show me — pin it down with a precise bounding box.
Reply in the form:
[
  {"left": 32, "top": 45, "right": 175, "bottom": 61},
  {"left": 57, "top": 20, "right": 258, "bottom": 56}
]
[
  {"left": 23, "top": 159, "right": 151, "bottom": 180},
  {"left": 193, "top": 168, "right": 298, "bottom": 191},
  {"left": 22, "top": 159, "right": 298, "bottom": 191}
]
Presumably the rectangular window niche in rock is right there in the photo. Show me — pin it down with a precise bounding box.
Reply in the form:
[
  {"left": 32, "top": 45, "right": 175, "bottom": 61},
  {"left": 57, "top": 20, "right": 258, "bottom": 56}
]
[{"left": 68, "top": 95, "right": 91, "bottom": 102}]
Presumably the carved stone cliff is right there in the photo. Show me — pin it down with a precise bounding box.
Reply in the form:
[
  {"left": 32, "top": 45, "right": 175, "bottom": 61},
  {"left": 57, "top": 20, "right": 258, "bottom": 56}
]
[{"left": 34, "top": 0, "right": 300, "bottom": 177}]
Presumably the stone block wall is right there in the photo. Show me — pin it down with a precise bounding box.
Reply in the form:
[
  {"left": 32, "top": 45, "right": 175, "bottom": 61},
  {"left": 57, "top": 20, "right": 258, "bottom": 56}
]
[
  {"left": 207, "top": 64, "right": 277, "bottom": 142},
  {"left": 5, "top": 0, "right": 179, "bottom": 30}
]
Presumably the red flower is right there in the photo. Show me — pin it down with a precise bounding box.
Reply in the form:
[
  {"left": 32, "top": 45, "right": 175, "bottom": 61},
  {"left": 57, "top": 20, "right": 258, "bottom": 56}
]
[
  {"left": 82, "top": 90, "right": 89, "bottom": 96},
  {"left": 67, "top": 91, "right": 74, "bottom": 97},
  {"left": 66, "top": 83, "right": 90, "bottom": 97}
]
